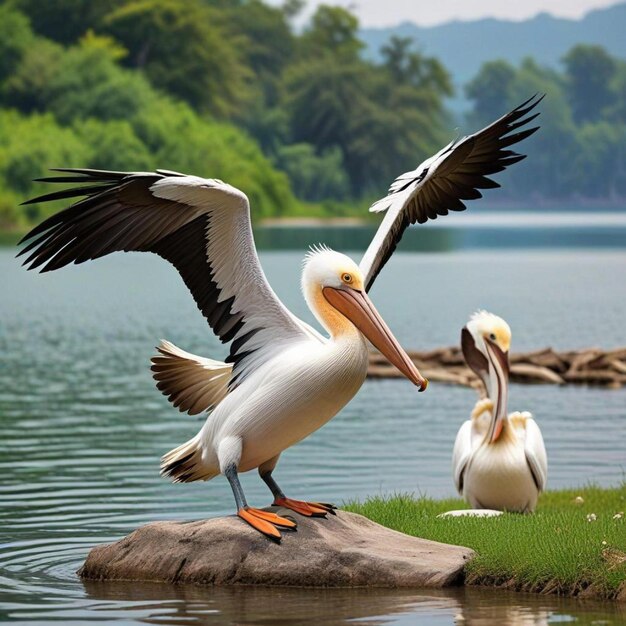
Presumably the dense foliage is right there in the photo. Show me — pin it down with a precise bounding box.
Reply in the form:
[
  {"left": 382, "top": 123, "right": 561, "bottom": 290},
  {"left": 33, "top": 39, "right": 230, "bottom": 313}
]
[
  {"left": 466, "top": 46, "right": 626, "bottom": 200},
  {"left": 0, "top": 0, "right": 452, "bottom": 229},
  {"left": 0, "top": 1, "right": 624, "bottom": 230}
]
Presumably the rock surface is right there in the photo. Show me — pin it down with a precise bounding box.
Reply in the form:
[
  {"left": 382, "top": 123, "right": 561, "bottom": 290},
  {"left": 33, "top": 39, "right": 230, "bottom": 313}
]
[{"left": 79, "top": 509, "right": 474, "bottom": 587}]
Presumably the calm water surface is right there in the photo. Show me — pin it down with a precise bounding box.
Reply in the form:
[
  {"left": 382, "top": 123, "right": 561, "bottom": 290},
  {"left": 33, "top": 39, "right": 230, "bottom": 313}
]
[{"left": 1, "top": 238, "right": 625, "bottom": 624}]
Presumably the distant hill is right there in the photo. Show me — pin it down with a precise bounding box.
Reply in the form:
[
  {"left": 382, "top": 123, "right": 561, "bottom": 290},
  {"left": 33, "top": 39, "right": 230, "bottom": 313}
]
[{"left": 361, "top": 2, "right": 626, "bottom": 110}]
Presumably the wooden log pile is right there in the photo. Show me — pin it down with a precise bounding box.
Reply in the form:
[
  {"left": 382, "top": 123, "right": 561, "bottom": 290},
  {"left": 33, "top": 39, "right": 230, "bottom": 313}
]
[{"left": 367, "top": 347, "right": 626, "bottom": 390}]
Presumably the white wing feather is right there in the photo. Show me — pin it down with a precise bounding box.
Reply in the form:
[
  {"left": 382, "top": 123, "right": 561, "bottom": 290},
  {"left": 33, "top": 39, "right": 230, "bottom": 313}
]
[
  {"left": 149, "top": 176, "right": 318, "bottom": 385},
  {"left": 452, "top": 420, "right": 474, "bottom": 494},
  {"left": 524, "top": 417, "right": 548, "bottom": 492},
  {"left": 20, "top": 171, "right": 319, "bottom": 389},
  {"left": 360, "top": 96, "right": 543, "bottom": 291}
]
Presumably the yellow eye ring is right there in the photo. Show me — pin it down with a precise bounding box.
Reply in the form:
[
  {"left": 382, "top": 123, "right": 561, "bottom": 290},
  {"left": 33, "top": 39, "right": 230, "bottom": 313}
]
[{"left": 342, "top": 273, "right": 353, "bottom": 284}]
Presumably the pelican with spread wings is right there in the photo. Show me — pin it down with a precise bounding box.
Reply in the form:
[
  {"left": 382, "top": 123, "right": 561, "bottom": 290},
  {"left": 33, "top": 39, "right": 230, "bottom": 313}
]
[{"left": 18, "top": 95, "right": 541, "bottom": 540}]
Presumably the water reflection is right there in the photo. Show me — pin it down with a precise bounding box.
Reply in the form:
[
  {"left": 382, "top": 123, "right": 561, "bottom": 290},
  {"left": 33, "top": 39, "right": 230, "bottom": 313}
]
[
  {"left": 76, "top": 583, "right": 626, "bottom": 626},
  {"left": 81, "top": 583, "right": 442, "bottom": 625}
]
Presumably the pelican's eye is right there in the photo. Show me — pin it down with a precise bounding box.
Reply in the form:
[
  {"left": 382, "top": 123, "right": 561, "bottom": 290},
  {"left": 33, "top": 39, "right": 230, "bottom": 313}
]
[
  {"left": 489, "top": 333, "right": 497, "bottom": 341},
  {"left": 342, "top": 273, "right": 353, "bottom": 284}
]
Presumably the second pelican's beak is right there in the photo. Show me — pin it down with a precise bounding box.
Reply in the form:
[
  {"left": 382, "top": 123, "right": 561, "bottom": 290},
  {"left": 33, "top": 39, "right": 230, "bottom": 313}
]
[
  {"left": 484, "top": 338, "right": 510, "bottom": 442},
  {"left": 323, "top": 286, "right": 428, "bottom": 391}
]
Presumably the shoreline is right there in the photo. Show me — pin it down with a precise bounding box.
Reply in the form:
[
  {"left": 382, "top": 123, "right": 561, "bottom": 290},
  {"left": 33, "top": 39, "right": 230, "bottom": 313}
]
[
  {"left": 4, "top": 201, "right": 626, "bottom": 237},
  {"left": 346, "top": 485, "right": 626, "bottom": 603},
  {"left": 465, "top": 577, "right": 626, "bottom": 603}
]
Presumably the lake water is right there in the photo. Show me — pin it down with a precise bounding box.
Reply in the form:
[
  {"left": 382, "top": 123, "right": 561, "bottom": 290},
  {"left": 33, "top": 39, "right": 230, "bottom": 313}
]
[{"left": 1, "top": 217, "right": 625, "bottom": 625}]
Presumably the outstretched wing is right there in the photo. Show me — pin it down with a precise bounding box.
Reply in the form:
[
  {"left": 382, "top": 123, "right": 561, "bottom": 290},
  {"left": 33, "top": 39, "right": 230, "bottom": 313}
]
[
  {"left": 18, "top": 169, "right": 315, "bottom": 387},
  {"left": 360, "top": 95, "right": 543, "bottom": 291}
]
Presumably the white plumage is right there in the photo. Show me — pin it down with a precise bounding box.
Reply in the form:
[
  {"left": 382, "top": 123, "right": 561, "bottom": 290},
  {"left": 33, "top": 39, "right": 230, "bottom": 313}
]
[{"left": 452, "top": 312, "right": 548, "bottom": 512}]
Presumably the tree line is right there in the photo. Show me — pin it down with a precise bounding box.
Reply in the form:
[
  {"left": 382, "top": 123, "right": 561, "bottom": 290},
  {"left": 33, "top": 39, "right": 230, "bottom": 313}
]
[
  {"left": 466, "top": 45, "right": 626, "bottom": 201},
  {"left": 0, "top": 0, "right": 624, "bottom": 230}
]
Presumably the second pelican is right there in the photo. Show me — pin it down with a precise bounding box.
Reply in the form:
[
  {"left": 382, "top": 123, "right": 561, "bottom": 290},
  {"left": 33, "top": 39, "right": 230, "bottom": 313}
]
[{"left": 452, "top": 311, "right": 548, "bottom": 512}]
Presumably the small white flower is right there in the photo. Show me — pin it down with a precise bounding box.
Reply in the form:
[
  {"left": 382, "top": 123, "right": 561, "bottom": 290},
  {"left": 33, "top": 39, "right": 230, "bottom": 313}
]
[
  {"left": 602, "top": 541, "right": 607, "bottom": 546},
  {"left": 613, "top": 512, "right": 623, "bottom": 520},
  {"left": 574, "top": 496, "right": 584, "bottom": 505},
  {"left": 587, "top": 513, "right": 597, "bottom": 522}
]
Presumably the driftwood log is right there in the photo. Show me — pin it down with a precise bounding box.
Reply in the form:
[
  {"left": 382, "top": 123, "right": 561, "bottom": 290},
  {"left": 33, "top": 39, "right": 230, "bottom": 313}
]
[{"left": 368, "top": 347, "right": 626, "bottom": 390}]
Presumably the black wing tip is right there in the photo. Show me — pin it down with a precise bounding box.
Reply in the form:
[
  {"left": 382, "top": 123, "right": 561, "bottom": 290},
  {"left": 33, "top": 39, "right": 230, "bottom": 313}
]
[
  {"left": 48, "top": 167, "right": 129, "bottom": 177},
  {"left": 515, "top": 93, "right": 545, "bottom": 113},
  {"left": 21, "top": 167, "right": 128, "bottom": 205}
]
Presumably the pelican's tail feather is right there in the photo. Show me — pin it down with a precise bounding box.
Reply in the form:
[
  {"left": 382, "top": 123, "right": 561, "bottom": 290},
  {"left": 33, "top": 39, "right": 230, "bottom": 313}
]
[
  {"left": 160, "top": 436, "right": 216, "bottom": 483},
  {"left": 151, "top": 340, "right": 232, "bottom": 416}
]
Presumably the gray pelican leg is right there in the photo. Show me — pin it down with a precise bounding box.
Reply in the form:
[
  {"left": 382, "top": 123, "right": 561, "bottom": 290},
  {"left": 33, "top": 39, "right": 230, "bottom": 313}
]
[
  {"left": 258, "top": 456, "right": 336, "bottom": 517},
  {"left": 223, "top": 463, "right": 296, "bottom": 541}
]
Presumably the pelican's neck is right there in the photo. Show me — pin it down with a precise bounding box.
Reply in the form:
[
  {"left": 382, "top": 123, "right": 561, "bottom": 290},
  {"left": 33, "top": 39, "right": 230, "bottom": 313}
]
[
  {"left": 476, "top": 406, "right": 515, "bottom": 447},
  {"left": 304, "top": 284, "right": 360, "bottom": 340}
]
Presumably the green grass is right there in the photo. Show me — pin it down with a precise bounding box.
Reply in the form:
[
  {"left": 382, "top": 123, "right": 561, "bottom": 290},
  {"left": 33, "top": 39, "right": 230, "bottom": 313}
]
[{"left": 345, "top": 485, "right": 626, "bottom": 600}]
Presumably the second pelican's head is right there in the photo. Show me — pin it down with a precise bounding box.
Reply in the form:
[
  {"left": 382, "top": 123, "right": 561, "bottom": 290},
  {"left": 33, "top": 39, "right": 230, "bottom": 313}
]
[
  {"left": 461, "top": 311, "right": 511, "bottom": 442},
  {"left": 302, "top": 247, "right": 427, "bottom": 391}
]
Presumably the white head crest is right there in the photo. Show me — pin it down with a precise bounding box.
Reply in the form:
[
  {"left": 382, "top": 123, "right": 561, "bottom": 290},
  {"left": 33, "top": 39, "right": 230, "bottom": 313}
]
[{"left": 466, "top": 310, "right": 512, "bottom": 354}]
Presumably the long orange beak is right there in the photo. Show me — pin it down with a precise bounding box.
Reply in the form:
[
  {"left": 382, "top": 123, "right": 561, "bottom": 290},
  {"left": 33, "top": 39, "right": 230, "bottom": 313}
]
[{"left": 323, "top": 286, "right": 428, "bottom": 391}]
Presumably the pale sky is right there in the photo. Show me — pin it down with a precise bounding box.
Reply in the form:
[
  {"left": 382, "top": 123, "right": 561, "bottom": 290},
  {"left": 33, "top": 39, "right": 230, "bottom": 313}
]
[{"left": 275, "top": 0, "right": 622, "bottom": 28}]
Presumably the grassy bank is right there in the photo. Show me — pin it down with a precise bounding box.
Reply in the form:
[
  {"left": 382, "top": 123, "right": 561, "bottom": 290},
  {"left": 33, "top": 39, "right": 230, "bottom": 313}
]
[{"left": 346, "top": 485, "right": 626, "bottom": 601}]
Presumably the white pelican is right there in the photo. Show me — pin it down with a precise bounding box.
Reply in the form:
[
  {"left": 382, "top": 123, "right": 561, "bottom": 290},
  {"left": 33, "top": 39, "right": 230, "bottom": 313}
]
[
  {"left": 452, "top": 311, "right": 548, "bottom": 512},
  {"left": 18, "top": 96, "right": 541, "bottom": 539}
]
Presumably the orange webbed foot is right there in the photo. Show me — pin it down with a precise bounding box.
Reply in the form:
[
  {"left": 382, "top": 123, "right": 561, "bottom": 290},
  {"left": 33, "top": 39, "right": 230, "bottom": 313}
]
[
  {"left": 273, "top": 497, "right": 336, "bottom": 517},
  {"left": 238, "top": 507, "right": 296, "bottom": 540},
  {"left": 310, "top": 501, "right": 337, "bottom": 515}
]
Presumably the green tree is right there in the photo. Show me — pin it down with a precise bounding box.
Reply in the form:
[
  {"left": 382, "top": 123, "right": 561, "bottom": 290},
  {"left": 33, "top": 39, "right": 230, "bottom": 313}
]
[
  {"left": 239, "top": 102, "right": 290, "bottom": 155},
  {"left": 103, "top": 0, "right": 250, "bottom": 116},
  {"left": 227, "top": 1, "right": 294, "bottom": 87},
  {"left": 563, "top": 45, "right": 617, "bottom": 124},
  {"left": 299, "top": 5, "right": 363, "bottom": 61},
  {"left": 274, "top": 143, "right": 349, "bottom": 201},
  {"left": 1, "top": 37, "right": 65, "bottom": 112},
  {"left": 606, "top": 62, "right": 626, "bottom": 124},
  {"left": 130, "top": 97, "right": 295, "bottom": 218},
  {"left": 11, "top": 0, "right": 124, "bottom": 44},
  {"left": 512, "top": 60, "right": 578, "bottom": 197},
  {"left": 225, "top": 0, "right": 295, "bottom": 143},
  {"left": 73, "top": 119, "right": 153, "bottom": 171},
  {"left": 0, "top": 5, "right": 34, "bottom": 84},
  {"left": 3, "top": 33, "right": 155, "bottom": 124},
  {"left": 0, "top": 110, "right": 90, "bottom": 223},
  {"left": 574, "top": 122, "right": 626, "bottom": 197},
  {"left": 466, "top": 56, "right": 582, "bottom": 198},
  {"left": 381, "top": 36, "right": 452, "bottom": 96},
  {"left": 465, "top": 60, "right": 517, "bottom": 126}
]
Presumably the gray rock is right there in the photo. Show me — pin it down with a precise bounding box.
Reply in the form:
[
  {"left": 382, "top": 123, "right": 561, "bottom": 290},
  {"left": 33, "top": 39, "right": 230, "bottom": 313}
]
[{"left": 79, "top": 509, "right": 474, "bottom": 588}]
